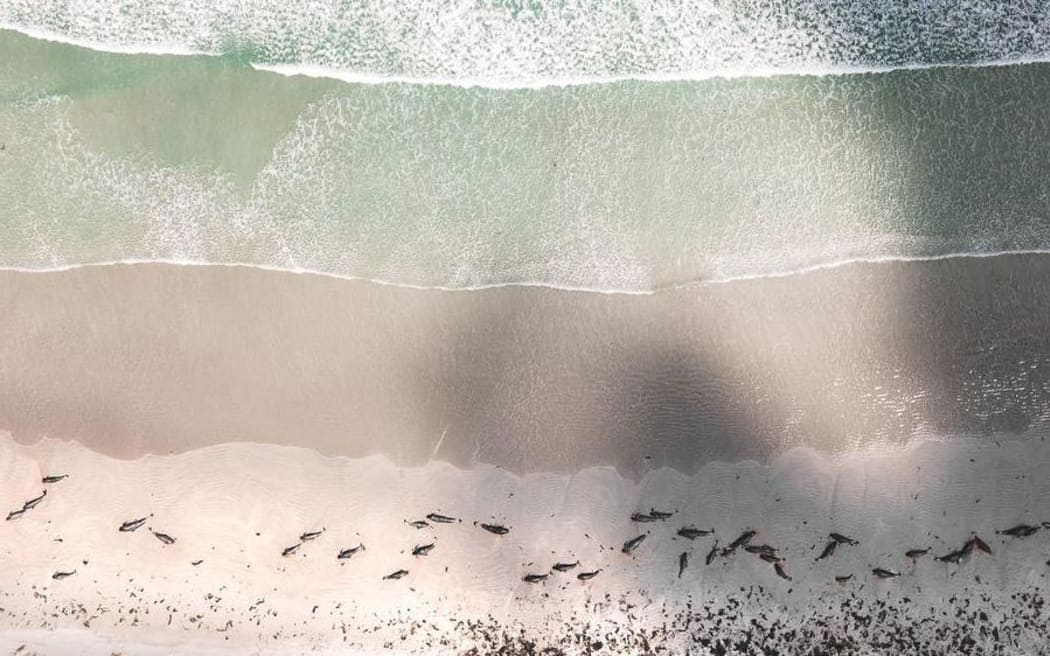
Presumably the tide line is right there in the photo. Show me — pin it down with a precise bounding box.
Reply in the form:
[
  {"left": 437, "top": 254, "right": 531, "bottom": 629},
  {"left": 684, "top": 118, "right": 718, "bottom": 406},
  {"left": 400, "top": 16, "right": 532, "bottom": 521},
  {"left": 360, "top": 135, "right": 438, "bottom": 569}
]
[{"left": 1, "top": 249, "right": 1049, "bottom": 296}]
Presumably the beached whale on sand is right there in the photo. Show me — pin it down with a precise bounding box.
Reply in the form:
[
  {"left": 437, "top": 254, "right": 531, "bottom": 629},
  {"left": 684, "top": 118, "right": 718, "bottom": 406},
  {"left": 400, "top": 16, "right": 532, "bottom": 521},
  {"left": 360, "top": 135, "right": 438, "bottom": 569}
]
[
  {"left": 723, "top": 530, "right": 757, "bottom": 554},
  {"left": 119, "top": 515, "right": 151, "bottom": 532},
  {"left": 426, "top": 513, "right": 459, "bottom": 524},
  {"left": 815, "top": 541, "right": 837, "bottom": 561},
  {"left": 706, "top": 541, "right": 720, "bottom": 565},
  {"left": 773, "top": 563, "right": 791, "bottom": 581},
  {"left": 829, "top": 532, "right": 859, "bottom": 546},
  {"left": 477, "top": 522, "right": 509, "bottom": 535},
  {"left": 22, "top": 490, "right": 47, "bottom": 511},
  {"left": 677, "top": 526, "right": 714, "bottom": 540},
  {"left": 337, "top": 544, "right": 365, "bottom": 559},
  {"left": 150, "top": 529, "right": 176, "bottom": 545},
  {"left": 622, "top": 534, "right": 647, "bottom": 554},
  {"left": 997, "top": 524, "right": 1039, "bottom": 538},
  {"left": 937, "top": 549, "right": 964, "bottom": 564}
]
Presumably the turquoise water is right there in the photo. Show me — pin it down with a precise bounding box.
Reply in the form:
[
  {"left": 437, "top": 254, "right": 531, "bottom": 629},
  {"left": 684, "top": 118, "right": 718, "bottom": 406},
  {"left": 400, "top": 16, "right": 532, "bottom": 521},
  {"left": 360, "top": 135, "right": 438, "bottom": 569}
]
[{"left": 4, "top": 28, "right": 1050, "bottom": 289}]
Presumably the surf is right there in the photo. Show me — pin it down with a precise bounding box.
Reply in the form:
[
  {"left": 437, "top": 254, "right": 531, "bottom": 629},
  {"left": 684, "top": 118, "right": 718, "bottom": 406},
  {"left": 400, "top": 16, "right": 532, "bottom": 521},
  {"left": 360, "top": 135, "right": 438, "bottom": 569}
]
[
  {"left": 4, "top": 0, "right": 1050, "bottom": 88},
  {"left": 6, "top": 29, "right": 1050, "bottom": 293}
]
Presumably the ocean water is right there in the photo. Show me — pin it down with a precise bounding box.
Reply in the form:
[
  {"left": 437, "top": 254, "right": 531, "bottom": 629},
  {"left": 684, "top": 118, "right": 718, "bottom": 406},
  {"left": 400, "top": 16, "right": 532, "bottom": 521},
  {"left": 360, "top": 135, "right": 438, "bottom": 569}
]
[
  {"left": 5, "top": 29, "right": 1050, "bottom": 290},
  {"left": 3, "top": 0, "right": 1050, "bottom": 84}
]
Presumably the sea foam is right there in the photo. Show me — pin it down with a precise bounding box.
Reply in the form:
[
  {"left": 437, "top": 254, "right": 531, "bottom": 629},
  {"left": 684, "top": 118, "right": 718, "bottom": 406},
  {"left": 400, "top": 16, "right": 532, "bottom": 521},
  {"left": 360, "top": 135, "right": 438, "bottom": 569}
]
[
  {"left": 5, "top": 33, "right": 1050, "bottom": 293},
  {"left": 3, "top": 1, "right": 1050, "bottom": 87}
]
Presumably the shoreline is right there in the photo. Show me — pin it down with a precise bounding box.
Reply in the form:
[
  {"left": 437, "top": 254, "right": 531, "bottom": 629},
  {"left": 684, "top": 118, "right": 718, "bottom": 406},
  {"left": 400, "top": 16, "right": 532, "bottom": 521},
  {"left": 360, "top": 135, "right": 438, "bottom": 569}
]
[
  {"left": 4, "top": 247, "right": 1050, "bottom": 296},
  {"left": 9, "top": 26, "right": 1050, "bottom": 295}
]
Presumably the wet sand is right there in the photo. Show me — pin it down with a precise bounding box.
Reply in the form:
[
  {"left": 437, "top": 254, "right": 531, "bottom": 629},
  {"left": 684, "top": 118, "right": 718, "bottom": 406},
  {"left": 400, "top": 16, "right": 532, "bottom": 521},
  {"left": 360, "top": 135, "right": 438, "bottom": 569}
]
[{"left": 1, "top": 254, "right": 1049, "bottom": 476}]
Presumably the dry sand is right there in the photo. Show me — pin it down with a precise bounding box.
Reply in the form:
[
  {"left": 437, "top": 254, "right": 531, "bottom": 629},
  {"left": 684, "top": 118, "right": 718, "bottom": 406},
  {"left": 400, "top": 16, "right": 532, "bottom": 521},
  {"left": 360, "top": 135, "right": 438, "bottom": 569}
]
[
  {"left": 0, "top": 256, "right": 1048, "bottom": 476},
  {"left": 1, "top": 430, "right": 1049, "bottom": 653}
]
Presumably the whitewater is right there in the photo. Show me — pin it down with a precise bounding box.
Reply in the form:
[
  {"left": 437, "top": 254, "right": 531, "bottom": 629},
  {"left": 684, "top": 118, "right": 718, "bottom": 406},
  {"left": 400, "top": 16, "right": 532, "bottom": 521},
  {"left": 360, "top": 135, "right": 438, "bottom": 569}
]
[
  {"left": 3, "top": 0, "right": 1050, "bottom": 86},
  {"left": 5, "top": 27, "right": 1050, "bottom": 292}
]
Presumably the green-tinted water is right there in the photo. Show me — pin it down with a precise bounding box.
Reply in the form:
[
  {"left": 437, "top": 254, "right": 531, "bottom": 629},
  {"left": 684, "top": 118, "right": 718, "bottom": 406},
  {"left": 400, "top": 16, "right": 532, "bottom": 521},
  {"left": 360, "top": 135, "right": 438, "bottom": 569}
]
[{"left": 3, "top": 29, "right": 1050, "bottom": 289}]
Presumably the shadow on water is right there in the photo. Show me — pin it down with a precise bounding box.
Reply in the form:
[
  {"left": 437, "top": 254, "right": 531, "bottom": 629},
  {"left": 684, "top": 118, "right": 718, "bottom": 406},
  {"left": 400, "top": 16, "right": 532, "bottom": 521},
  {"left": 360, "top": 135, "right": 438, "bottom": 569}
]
[{"left": 848, "top": 62, "right": 1050, "bottom": 255}]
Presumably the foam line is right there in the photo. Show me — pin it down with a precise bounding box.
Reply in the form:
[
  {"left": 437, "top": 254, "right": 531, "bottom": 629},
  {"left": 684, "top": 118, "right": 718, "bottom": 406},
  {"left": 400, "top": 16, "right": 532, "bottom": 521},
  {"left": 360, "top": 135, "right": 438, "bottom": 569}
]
[{"left": 1, "top": 249, "right": 1049, "bottom": 296}]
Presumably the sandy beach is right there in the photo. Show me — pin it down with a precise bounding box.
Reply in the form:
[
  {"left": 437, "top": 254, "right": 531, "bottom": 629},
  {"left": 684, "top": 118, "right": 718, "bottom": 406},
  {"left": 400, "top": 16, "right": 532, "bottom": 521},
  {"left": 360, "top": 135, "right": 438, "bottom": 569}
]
[
  {"left": 4, "top": 5, "right": 1050, "bottom": 652},
  {"left": 1, "top": 256, "right": 1050, "bottom": 653},
  {"left": 2, "top": 430, "right": 1049, "bottom": 654}
]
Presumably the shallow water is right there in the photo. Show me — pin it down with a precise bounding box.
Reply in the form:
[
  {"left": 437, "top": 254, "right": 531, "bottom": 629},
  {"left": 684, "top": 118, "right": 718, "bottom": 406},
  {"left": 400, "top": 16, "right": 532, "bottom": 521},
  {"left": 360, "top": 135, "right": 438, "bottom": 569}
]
[{"left": 6, "top": 30, "right": 1050, "bottom": 289}]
